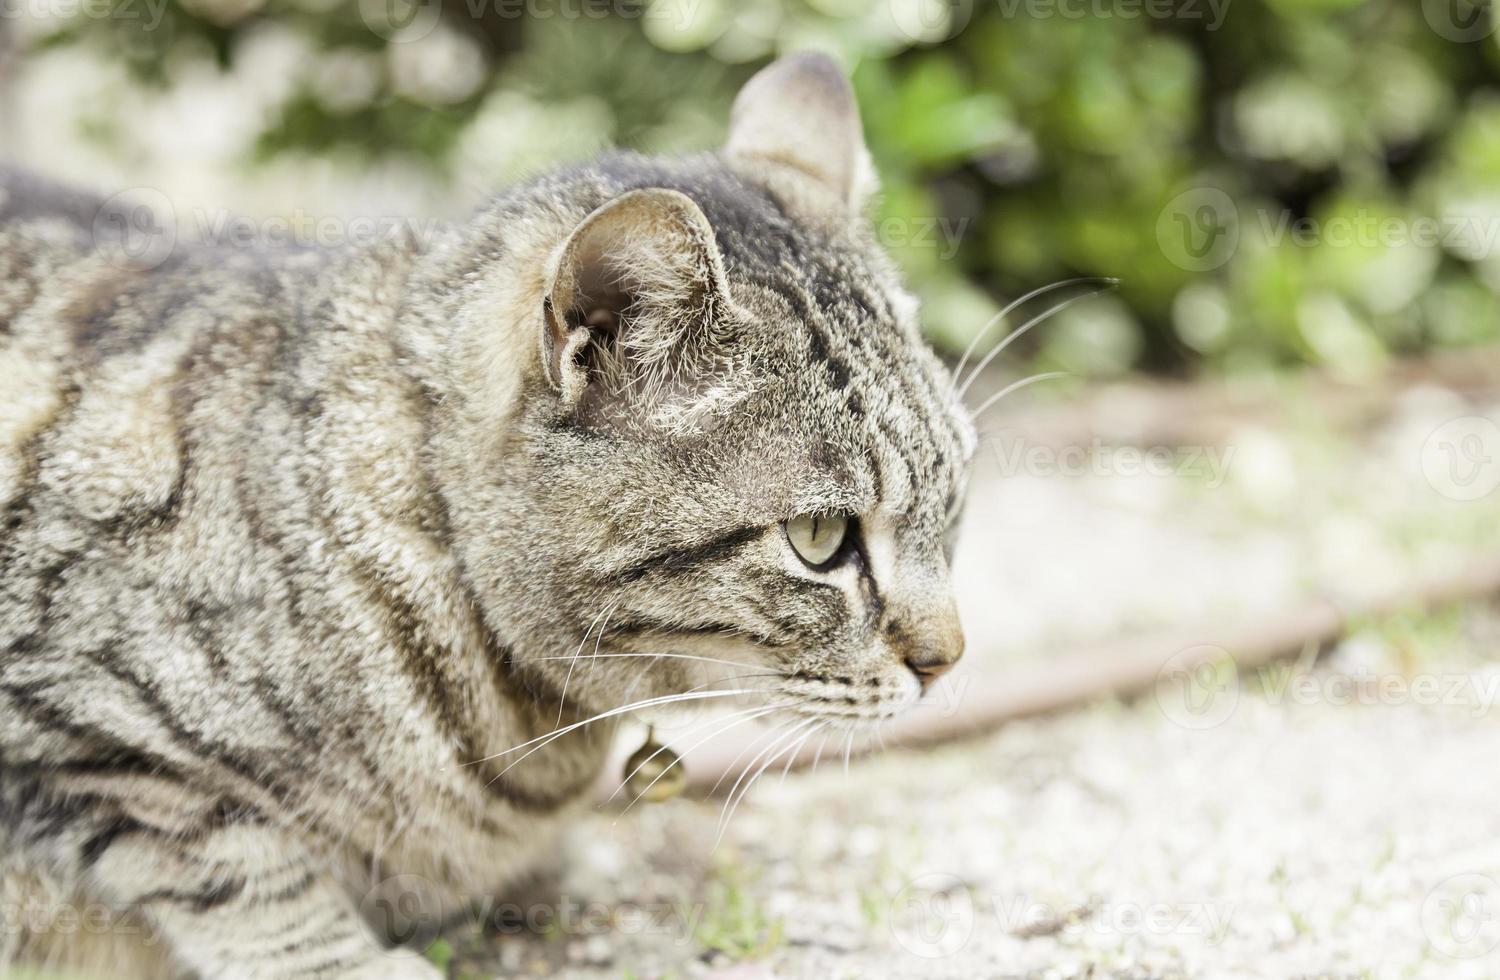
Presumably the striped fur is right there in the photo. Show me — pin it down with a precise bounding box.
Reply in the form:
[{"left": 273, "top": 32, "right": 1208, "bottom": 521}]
[{"left": 0, "top": 55, "right": 973, "bottom": 978}]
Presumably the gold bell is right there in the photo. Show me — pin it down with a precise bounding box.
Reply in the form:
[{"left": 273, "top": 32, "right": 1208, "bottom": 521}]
[{"left": 623, "top": 729, "right": 686, "bottom": 803}]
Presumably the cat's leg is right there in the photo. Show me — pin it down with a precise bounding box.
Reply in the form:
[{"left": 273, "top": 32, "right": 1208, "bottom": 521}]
[{"left": 85, "top": 816, "right": 442, "bottom": 980}]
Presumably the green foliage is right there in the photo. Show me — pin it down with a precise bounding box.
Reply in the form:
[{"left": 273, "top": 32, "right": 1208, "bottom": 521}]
[
  {"left": 693, "top": 861, "right": 784, "bottom": 959},
  {"left": 28, "top": 0, "right": 1500, "bottom": 373},
  {"left": 423, "top": 936, "right": 455, "bottom": 970}
]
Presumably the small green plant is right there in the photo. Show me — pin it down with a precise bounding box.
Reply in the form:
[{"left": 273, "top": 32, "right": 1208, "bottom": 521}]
[
  {"left": 694, "top": 863, "right": 785, "bottom": 960},
  {"left": 424, "top": 937, "right": 454, "bottom": 971}
]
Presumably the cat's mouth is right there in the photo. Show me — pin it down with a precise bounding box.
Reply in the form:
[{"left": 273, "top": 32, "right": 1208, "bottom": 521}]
[
  {"left": 771, "top": 670, "right": 923, "bottom": 724},
  {"left": 591, "top": 632, "right": 926, "bottom": 728}
]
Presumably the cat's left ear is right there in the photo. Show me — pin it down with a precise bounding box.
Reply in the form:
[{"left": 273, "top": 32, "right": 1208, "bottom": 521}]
[
  {"left": 541, "top": 188, "right": 731, "bottom": 411},
  {"left": 725, "top": 51, "right": 875, "bottom": 213}
]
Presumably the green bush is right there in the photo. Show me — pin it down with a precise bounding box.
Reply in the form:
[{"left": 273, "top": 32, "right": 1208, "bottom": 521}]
[{"left": 29, "top": 0, "right": 1500, "bottom": 374}]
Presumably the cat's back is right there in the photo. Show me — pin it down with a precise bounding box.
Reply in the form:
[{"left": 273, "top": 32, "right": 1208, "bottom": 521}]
[{"left": 0, "top": 168, "right": 299, "bottom": 669}]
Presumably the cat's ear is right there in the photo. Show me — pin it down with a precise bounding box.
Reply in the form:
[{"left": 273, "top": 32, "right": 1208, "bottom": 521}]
[
  {"left": 541, "top": 188, "right": 730, "bottom": 412},
  {"left": 725, "top": 51, "right": 874, "bottom": 212}
]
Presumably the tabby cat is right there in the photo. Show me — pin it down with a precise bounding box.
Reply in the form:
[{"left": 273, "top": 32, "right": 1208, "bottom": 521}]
[{"left": 0, "top": 53, "right": 972, "bottom": 978}]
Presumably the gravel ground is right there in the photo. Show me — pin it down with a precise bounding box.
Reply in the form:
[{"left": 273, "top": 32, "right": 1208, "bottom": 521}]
[{"left": 442, "top": 606, "right": 1500, "bottom": 980}]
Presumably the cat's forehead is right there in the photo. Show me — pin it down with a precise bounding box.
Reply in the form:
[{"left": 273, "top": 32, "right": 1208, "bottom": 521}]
[
  {"left": 679, "top": 185, "right": 974, "bottom": 534},
  {"left": 715, "top": 292, "right": 971, "bottom": 534}
]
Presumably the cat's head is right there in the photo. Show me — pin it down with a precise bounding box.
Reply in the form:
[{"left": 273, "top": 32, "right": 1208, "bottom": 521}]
[{"left": 423, "top": 54, "right": 975, "bottom": 729}]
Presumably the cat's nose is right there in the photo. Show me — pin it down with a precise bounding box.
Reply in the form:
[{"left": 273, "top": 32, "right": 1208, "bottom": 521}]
[
  {"left": 894, "top": 597, "right": 964, "bottom": 690},
  {"left": 905, "top": 648, "right": 960, "bottom": 687}
]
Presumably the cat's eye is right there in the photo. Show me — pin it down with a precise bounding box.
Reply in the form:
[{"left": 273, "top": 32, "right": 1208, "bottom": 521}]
[{"left": 783, "top": 513, "right": 848, "bottom": 568}]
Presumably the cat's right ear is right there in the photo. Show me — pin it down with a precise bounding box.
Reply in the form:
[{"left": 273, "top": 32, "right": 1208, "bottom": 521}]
[
  {"left": 541, "top": 188, "right": 730, "bottom": 412},
  {"left": 725, "top": 51, "right": 874, "bottom": 213}
]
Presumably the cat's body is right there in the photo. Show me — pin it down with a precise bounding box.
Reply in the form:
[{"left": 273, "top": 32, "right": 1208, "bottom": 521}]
[
  {"left": 0, "top": 163, "right": 610, "bottom": 979},
  {"left": 0, "top": 55, "right": 973, "bottom": 978}
]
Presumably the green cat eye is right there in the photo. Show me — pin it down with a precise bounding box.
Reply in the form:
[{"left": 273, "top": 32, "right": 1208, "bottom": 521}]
[{"left": 783, "top": 513, "right": 848, "bottom": 568}]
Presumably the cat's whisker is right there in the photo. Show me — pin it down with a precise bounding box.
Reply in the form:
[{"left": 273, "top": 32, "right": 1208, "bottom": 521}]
[
  {"left": 613, "top": 702, "right": 794, "bottom": 817},
  {"left": 778, "top": 719, "right": 825, "bottom": 786},
  {"left": 489, "top": 687, "right": 762, "bottom": 785},
  {"left": 683, "top": 671, "right": 790, "bottom": 694},
  {"left": 464, "top": 687, "right": 758, "bottom": 771},
  {"left": 723, "top": 718, "right": 823, "bottom": 834},
  {"left": 969, "top": 371, "right": 1072, "bottom": 423},
  {"left": 956, "top": 280, "right": 1116, "bottom": 399},
  {"left": 810, "top": 729, "right": 833, "bottom": 777},
  {"left": 557, "top": 598, "right": 619, "bottom": 727},
  {"left": 707, "top": 714, "right": 790, "bottom": 798},
  {"left": 522, "top": 651, "right": 758, "bottom": 671},
  {"left": 715, "top": 716, "right": 818, "bottom": 844},
  {"left": 952, "top": 277, "right": 1109, "bottom": 386},
  {"left": 609, "top": 704, "right": 769, "bottom": 809}
]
